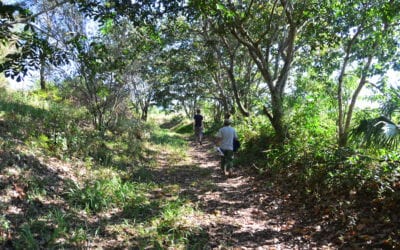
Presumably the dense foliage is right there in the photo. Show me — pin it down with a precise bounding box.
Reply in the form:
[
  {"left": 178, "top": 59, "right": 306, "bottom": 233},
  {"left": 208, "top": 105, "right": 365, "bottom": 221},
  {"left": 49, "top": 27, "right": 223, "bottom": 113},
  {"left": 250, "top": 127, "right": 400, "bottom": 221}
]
[
  {"left": 1, "top": 0, "right": 400, "bottom": 248},
  {"left": 0, "top": 87, "right": 209, "bottom": 248}
]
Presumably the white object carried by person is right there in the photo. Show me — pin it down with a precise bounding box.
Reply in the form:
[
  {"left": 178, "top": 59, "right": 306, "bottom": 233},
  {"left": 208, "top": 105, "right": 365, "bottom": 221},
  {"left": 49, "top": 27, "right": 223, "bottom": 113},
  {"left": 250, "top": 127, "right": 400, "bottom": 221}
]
[{"left": 215, "top": 147, "right": 224, "bottom": 156}]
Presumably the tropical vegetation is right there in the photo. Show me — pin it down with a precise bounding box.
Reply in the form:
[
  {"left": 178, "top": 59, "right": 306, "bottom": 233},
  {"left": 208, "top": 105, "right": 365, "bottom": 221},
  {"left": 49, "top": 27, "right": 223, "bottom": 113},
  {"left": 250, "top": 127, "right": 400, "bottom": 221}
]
[{"left": 1, "top": 0, "right": 400, "bottom": 248}]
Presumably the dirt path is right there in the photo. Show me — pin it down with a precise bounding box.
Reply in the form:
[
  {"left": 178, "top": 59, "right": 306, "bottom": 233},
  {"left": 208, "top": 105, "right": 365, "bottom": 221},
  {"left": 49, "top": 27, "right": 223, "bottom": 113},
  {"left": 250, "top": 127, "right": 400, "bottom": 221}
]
[
  {"left": 187, "top": 139, "right": 283, "bottom": 249},
  {"left": 156, "top": 136, "right": 335, "bottom": 249}
]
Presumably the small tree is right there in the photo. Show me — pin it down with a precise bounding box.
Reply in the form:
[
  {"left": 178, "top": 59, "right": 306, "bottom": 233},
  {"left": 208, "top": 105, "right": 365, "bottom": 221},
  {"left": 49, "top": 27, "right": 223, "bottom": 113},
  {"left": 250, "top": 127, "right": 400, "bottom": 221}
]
[
  {"left": 68, "top": 34, "right": 130, "bottom": 130},
  {"left": 311, "top": 0, "right": 400, "bottom": 147}
]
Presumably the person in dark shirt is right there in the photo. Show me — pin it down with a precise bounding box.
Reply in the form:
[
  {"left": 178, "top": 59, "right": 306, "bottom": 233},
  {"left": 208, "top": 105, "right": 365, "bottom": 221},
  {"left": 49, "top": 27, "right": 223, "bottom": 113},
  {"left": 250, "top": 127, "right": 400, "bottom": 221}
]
[{"left": 193, "top": 109, "right": 204, "bottom": 145}]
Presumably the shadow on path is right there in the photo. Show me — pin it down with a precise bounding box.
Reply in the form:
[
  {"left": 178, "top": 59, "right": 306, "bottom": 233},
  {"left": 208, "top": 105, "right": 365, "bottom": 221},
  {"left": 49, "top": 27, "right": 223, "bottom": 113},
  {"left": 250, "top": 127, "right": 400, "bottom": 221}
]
[{"left": 150, "top": 135, "right": 337, "bottom": 249}]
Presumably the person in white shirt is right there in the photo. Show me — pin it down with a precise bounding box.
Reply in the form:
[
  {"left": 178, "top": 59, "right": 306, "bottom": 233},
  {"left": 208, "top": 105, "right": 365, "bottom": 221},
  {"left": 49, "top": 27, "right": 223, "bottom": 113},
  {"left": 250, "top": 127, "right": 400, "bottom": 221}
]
[{"left": 215, "top": 119, "right": 238, "bottom": 176}]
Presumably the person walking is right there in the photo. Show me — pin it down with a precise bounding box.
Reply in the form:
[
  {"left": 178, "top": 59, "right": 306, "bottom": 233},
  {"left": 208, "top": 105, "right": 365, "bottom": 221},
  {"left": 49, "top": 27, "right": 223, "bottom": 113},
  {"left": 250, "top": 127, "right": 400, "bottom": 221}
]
[
  {"left": 215, "top": 119, "right": 238, "bottom": 176},
  {"left": 193, "top": 109, "right": 204, "bottom": 145}
]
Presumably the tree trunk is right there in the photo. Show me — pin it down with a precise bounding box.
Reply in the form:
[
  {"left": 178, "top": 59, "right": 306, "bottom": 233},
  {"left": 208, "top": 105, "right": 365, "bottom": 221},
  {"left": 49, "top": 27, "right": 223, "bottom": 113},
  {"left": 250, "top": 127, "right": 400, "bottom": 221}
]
[
  {"left": 337, "top": 29, "right": 360, "bottom": 147},
  {"left": 141, "top": 105, "right": 148, "bottom": 121},
  {"left": 230, "top": 8, "right": 297, "bottom": 144},
  {"left": 226, "top": 63, "right": 250, "bottom": 117},
  {"left": 220, "top": 37, "right": 251, "bottom": 117},
  {"left": 270, "top": 91, "right": 286, "bottom": 142},
  {"left": 340, "top": 53, "right": 375, "bottom": 147},
  {"left": 337, "top": 25, "right": 379, "bottom": 148},
  {"left": 39, "top": 54, "right": 46, "bottom": 90},
  {"left": 141, "top": 96, "right": 151, "bottom": 121}
]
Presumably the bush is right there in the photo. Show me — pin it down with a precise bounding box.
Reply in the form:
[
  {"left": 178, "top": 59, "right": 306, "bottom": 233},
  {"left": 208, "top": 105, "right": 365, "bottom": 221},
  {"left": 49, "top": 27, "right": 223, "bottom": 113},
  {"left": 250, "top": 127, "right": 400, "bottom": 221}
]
[{"left": 66, "top": 177, "right": 150, "bottom": 213}]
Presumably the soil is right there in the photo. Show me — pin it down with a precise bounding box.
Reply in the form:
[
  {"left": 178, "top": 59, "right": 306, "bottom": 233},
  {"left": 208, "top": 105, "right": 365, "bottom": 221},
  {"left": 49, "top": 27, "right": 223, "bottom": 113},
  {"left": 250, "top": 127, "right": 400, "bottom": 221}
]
[
  {"left": 4, "top": 132, "right": 394, "bottom": 249},
  {"left": 154, "top": 136, "right": 336, "bottom": 249}
]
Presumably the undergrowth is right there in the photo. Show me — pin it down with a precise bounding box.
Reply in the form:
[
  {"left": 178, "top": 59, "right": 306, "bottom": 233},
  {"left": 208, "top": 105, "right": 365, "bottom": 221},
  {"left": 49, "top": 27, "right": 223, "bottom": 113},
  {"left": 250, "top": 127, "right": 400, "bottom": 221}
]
[
  {"left": 236, "top": 115, "right": 400, "bottom": 248},
  {"left": 0, "top": 89, "right": 205, "bottom": 249}
]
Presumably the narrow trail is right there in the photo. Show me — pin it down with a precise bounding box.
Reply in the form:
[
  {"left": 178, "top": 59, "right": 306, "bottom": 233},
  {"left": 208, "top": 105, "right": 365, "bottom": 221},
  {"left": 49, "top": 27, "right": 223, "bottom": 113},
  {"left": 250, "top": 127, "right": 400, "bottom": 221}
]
[
  {"left": 187, "top": 137, "right": 284, "bottom": 249},
  {"left": 155, "top": 135, "right": 333, "bottom": 249}
]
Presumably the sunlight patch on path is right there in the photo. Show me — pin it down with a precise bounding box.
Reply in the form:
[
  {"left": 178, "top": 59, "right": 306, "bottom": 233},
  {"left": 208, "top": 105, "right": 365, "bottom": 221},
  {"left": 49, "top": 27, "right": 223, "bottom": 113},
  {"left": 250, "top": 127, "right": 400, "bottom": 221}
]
[
  {"left": 186, "top": 137, "right": 336, "bottom": 249},
  {"left": 186, "top": 138, "right": 288, "bottom": 248}
]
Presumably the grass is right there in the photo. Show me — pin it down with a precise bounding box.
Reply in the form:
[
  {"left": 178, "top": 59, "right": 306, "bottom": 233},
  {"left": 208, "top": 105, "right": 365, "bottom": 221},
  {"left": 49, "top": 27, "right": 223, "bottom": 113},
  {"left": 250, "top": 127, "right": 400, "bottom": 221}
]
[
  {"left": 0, "top": 89, "right": 206, "bottom": 249},
  {"left": 174, "top": 122, "right": 193, "bottom": 134},
  {"left": 148, "top": 125, "right": 189, "bottom": 165}
]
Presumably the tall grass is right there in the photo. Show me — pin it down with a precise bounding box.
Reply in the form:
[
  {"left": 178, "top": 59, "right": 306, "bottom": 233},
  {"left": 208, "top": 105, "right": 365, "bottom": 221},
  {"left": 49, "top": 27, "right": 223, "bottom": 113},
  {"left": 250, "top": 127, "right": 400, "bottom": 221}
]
[
  {"left": 0, "top": 89, "right": 205, "bottom": 249},
  {"left": 66, "top": 176, "right": 153, "bottom": 213}
]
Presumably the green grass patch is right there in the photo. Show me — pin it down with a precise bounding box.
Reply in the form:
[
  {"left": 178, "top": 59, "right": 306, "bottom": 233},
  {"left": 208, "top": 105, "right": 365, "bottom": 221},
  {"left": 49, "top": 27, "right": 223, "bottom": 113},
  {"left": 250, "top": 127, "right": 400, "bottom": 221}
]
[
  {"left": 139, "top": 199, "right": 203, "bottom": 248},
  {"left": 149, "top": 127, "right": 189, "bottom": 164},
  {"left": 150, "top": 128, "right": 187, "bottom": 148},
  {"left": 66, "top": 176, "right": 153, "bottom": 213},
  {"left": 14, "top": 209, "right": 91, "bottom": 249},
  {"left": 158, "top": 114, "right": 186, "bottom": 129},
  {"left": 173, "top": 122, "right": 193, "bottom": 134},
  {"left": 0, "top": 89, "right": 206, "bottom": 249}
]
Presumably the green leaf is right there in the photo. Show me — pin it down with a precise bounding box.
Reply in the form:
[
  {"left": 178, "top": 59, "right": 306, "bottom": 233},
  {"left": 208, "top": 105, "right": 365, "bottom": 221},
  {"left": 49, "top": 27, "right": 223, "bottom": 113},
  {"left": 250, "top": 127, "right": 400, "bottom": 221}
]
[
  {"left": 216, "top": 3, "right": 226, "bottom": 11},
  {"left": 98, "top": 87, "right": 110, "bottom": 98},
  {"left": 100, "top": 18, "right": 114, "bottom": 35}
]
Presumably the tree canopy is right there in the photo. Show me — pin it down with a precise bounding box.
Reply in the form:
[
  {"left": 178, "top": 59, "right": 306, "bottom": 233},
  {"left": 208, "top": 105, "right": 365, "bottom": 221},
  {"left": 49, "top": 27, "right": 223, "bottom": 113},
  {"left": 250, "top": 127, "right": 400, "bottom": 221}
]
[
  {"left": 1, "top": 0, "right": 400, "bottom": 145},
  {"left": 2, "top": 1, "right": 400, "bottom": 248}
]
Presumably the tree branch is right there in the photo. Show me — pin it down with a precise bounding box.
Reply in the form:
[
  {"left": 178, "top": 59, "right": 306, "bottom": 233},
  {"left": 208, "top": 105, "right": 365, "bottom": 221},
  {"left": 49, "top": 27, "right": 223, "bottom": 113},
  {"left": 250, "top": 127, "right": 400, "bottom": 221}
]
[{"left": 5, "top": 0, "right": 71, "bottom": 26}]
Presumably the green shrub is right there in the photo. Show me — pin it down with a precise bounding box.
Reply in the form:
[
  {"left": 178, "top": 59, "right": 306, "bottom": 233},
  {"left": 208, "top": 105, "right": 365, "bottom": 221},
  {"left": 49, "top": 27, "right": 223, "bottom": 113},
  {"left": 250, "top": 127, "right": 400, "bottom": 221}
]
[
  {"left": 66, "top": 177, "right": 151, "bottom": 213},
  {"left": 174, "top": 122, "right": 193, "bottom": 134},
  {"left": 159, "top": 114, "right": 185, "bottom": 129},
  {"left": 14, "top": 223, "right": 40, "bottom": 250},
  {"left": 0, "top": 215, "right": 10, "bottom": 245},
  {"left": 150, "top": 199, "right": 202, "bottom": 247},
  {"left": 0, "top": 88, "right": 145, "bottom": 166}
]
